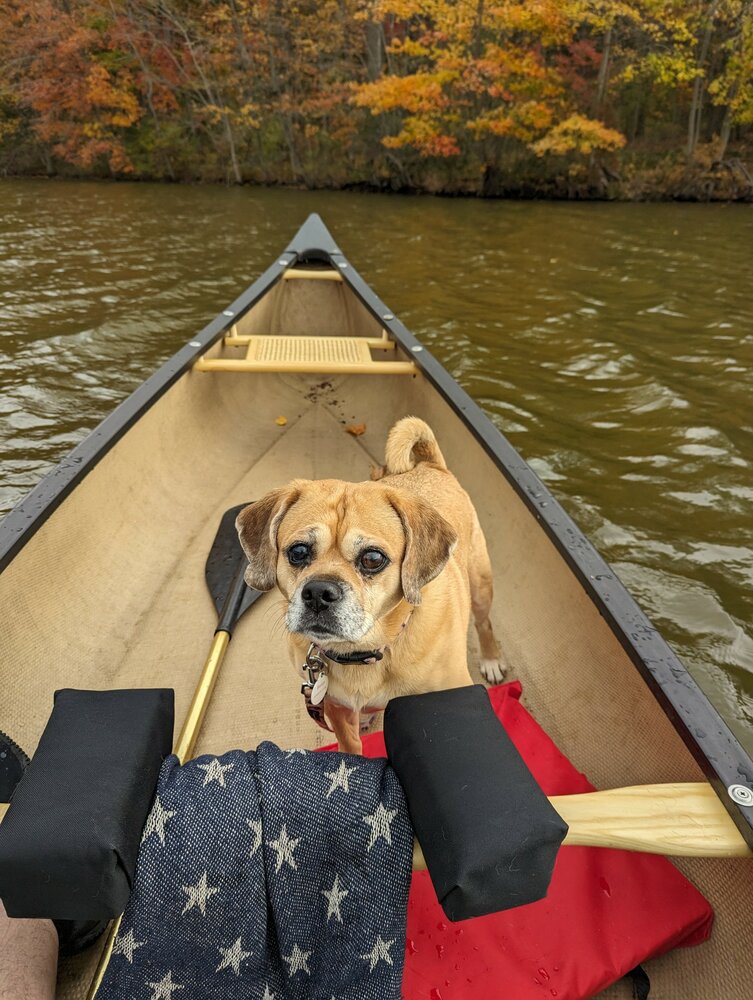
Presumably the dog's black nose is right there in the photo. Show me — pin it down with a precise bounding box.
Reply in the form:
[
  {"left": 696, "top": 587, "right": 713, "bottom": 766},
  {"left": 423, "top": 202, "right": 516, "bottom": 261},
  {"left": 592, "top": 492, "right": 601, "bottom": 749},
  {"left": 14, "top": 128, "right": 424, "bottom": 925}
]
[{"left": 301, "top": 579, "right": 344, "bottom": 614}]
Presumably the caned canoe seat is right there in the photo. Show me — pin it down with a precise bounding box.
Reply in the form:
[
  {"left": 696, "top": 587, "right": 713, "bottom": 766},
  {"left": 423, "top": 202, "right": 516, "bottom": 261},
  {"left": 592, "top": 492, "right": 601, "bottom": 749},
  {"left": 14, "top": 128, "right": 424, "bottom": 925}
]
[
  {"left": 194, "top": 334, "right": 416, "bottom": 375},
  {"left": 194, "top": 331, "right": 417, "bottom": 375},
  {"left": 193, "top": 266, "right": 417, "bottom": 375}
]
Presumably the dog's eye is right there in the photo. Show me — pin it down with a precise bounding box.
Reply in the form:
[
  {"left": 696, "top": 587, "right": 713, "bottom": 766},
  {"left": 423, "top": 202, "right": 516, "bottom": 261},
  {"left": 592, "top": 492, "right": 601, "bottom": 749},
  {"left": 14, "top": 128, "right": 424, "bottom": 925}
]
[
  {"left": 359, "top": 549, "right": 389, "bottom": 573},
  {"left": 287, "top": 543, "right": 311, "bottom": 566}
]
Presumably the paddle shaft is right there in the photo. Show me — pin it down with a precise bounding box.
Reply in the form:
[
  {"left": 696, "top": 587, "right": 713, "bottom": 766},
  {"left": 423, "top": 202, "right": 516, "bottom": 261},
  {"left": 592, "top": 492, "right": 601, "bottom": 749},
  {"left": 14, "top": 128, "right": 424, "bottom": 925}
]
[{"left": 174, "top": 556, "right": 248, "bottom": 763}]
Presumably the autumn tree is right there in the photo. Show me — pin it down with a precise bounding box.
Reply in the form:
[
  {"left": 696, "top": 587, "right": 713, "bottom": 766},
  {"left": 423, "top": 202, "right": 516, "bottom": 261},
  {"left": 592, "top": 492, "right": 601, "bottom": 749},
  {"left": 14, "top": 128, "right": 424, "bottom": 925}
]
[
  {"left": 352, "top": 0, "right": 627, "bottom": 190},
  {"left": 1, "top": 0, "right": 142, "bottom": 173}
]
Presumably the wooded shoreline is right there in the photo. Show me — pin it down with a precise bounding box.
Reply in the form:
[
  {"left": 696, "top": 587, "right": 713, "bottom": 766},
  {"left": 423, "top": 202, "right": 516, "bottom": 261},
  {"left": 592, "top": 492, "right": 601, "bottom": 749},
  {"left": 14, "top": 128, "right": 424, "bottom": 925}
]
[
  {"left": 2, "top": 2, "right": 752, "bottom": 202},
  {"left": 5, "top": 165, "right": 752, "bottom": 202}
]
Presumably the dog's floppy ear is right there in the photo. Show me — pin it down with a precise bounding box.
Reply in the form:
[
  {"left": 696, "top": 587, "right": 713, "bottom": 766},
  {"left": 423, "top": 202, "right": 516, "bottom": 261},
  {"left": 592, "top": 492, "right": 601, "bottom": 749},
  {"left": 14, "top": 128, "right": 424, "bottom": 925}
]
[
  {"left": 236, "top": 485, "right": 301, "bottom": 591},
  {"left": 386, "top": 491, "right": 457, "bottom": 605}
]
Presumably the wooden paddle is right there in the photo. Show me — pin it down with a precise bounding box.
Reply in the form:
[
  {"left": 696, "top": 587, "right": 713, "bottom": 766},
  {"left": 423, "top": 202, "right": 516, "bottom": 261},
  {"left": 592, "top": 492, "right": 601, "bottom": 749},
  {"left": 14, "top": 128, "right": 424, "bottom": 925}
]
[
  {"left": 88, "top": 502, "right": 263, "bottom": 997},
  {"left": 173, "top": 503, "right": 263, "bottom": 763}
]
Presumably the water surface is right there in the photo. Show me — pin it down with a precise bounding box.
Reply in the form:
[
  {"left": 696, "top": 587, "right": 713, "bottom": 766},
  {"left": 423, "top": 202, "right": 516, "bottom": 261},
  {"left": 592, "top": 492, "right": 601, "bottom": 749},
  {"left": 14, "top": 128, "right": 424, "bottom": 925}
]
[{"left": 1, "top": 180, "right": 751, "bottom": 751}]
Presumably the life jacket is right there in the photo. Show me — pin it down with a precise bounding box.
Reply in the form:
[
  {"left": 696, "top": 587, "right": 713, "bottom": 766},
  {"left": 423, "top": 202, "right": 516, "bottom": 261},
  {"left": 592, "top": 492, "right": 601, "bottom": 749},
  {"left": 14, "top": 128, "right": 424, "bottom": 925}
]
[{"left": 322, "top": 681, "right": 713, "bottom": 999}]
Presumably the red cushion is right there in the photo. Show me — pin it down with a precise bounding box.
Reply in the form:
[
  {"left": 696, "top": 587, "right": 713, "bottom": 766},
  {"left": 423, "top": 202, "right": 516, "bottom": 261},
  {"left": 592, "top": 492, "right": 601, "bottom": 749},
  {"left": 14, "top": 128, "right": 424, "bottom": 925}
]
[{"left": 320, "top": 682, "right": 713, "bottom": 999}]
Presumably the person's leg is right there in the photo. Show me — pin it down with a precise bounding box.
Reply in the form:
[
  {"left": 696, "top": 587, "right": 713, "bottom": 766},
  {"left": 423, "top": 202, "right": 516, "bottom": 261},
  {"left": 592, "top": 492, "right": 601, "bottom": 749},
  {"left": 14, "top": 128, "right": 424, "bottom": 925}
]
[
  {"left": 1, "top": 731, "right": 59, "bottom": 999},
  {"left": 0, "top": 899, "right": 58, "bottom": 1000}
]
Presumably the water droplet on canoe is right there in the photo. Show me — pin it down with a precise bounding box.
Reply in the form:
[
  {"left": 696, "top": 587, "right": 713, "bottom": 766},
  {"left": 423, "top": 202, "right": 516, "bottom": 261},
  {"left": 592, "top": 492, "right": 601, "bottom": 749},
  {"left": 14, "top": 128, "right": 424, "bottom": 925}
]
[
  {"left": 539, "top": 967, "right": 550, "bottom": 981},
  {"left": 429, "top": 989, "right": 443, "bottom": 1000},
  {"left": 407, "top": 939, "right": 417, "bottom": 955},
  {"left": 599, "top": 877, "right": 611, "bottom": 897},
  {"left": 436, "top": 944, "right": 445, "bottom": 959},
  {"left": 437, "top": 921, "right": 447, "bottom": 931}
]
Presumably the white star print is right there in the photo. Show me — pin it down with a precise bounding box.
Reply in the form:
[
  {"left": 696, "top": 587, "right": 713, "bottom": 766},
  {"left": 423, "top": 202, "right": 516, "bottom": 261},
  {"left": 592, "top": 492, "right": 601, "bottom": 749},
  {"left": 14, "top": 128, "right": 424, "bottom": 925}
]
[
  {"left": 141, "top": 796, "right": 176, "bottom": 847},
  {"left": 260, "top": 985, "right": 276, "bottom": 1000},
  {"left": 321, "top": 873, "right": 348, "bottom": 922},
  {"left": 197, "top": 758, "right": 235, "bottom": 787},
  {"left": 112, "top": 927, "right": 144, "bottom": 963},
  {"left": 324, "top": 759, "right": 357, "bottom": 798},
  {"left": 361, "top": 935, "right": 395, "bottom": 972},
  {"left": 181, "top": 870, "right": 220, "bottom": 916},
  {"left": 284, "top": 748, "right": 308, "bottom": 757},
  {"left": 282, "top": 943, "right": 312, "bottom": 976},
  {"left": 267, "top": 824, "right": 300, "bottom": 873},
  {"left": 147, "top": 970, "right": 184, "bottom": 999},
  {"left": 216, "top": 936, "right": 252, "bottom": 975},
  {"left": 362, "top": 802, "right": 398, "bottom": 850},
  {"left": 248, "top": 818, "right": 263, "bottom": 857}
]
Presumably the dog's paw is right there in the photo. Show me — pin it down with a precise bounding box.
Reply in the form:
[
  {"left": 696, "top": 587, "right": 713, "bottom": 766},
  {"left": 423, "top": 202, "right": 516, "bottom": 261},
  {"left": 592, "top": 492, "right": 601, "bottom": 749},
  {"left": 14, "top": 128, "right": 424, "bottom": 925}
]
[{"left": 480, "top": 658, "right": 507, "bottom": 685}]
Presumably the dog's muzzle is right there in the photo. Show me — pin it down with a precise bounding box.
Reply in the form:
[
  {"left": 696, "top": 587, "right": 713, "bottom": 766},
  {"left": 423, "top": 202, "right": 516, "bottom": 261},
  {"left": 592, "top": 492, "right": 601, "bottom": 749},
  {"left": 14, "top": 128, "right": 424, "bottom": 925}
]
[
  {"left": 300, "top": 579, "right": 344, "bottom": 615},
  {"left": 288, "top": 576, "right": 364, "bottom": 641}
]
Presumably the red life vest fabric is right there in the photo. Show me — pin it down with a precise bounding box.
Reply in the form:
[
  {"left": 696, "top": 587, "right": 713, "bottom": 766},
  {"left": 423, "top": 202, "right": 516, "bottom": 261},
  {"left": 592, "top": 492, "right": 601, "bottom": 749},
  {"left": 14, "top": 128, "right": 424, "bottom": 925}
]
[{"left": 320, "top": 682, "right": 713, "bottom": 1000}]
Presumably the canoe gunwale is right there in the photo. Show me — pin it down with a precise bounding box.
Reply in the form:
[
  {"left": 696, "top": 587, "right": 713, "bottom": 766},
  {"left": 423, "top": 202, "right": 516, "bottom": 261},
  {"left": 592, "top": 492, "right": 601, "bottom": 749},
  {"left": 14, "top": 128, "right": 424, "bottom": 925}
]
[{"left": 2, "top": 213, "right": 752, "bottom": 848}]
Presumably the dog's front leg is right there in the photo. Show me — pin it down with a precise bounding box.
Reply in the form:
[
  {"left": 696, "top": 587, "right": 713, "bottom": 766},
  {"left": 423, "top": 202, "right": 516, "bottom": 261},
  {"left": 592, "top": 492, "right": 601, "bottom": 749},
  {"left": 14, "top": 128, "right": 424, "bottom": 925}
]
[{"left": 324, "top": 699, "right": 363, "bottom": 756}]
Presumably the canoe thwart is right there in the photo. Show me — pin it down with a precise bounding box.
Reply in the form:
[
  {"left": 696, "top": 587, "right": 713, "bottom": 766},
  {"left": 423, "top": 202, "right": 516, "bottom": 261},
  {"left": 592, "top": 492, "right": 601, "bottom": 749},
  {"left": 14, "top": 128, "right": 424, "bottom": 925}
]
[
  {"left": 194, "top": 335, "right": 417, "bottom": 375},
  {"left": 281, "top": 268, "right": 343, "bottom": 282},
  {"left": 4, "top": 781, "right": 747, "bottom": 867},
  {"left": 551, "top": 782, "right": 753, "bottom": 857}
]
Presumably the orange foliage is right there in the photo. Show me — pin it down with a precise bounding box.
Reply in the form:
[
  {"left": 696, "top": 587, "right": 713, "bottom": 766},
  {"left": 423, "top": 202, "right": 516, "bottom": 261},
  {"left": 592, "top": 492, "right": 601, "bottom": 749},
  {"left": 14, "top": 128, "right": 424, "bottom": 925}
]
[{"left": 2, "top": 1, "right": 141, "bottom": 172}]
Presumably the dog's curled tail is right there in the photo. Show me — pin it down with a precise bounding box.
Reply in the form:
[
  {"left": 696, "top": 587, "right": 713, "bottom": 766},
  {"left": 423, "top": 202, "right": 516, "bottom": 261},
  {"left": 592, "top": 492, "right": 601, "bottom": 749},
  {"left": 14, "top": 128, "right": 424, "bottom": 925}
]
[{"left": 383, "top": 417, "right": 448, "bottom": 474}]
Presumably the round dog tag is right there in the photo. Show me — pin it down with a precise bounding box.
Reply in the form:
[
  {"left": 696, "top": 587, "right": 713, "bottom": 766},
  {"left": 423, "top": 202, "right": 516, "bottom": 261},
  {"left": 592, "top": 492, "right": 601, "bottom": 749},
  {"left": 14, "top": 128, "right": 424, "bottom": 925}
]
[{"left": 310, "top": 673, "right": 329, "bottom": 706}]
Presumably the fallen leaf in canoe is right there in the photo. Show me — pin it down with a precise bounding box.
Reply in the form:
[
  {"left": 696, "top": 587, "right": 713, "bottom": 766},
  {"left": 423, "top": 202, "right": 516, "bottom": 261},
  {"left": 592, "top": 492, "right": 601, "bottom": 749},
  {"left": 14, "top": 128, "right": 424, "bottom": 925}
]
[
  {"left": 275, "top": 415, "right": 288, "bottom": 426},
  {"left": 345, "top": 423, "right": 366, "bottom": 436}
]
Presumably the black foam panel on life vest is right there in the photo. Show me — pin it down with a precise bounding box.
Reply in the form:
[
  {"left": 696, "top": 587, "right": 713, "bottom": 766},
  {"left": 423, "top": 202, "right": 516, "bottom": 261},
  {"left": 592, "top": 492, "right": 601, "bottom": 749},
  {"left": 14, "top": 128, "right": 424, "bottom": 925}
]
[
  {"left": 0, "top": 688, "right": 173, "bottom": 920},
  {"left": 384, "top": 684, "right": 568, "bottom": 921}
]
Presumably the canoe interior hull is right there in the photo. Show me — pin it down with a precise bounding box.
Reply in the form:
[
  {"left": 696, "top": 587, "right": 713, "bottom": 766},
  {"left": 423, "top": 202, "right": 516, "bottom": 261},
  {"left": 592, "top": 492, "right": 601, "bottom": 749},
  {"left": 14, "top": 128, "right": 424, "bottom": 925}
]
[{"left": 1, "top": 258, "right": 751, "bottom": 998}]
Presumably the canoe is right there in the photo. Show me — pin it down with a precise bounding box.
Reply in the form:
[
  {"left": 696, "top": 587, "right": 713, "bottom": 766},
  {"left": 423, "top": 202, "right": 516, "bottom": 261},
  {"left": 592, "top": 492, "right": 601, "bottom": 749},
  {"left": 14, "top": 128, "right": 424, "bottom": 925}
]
[{"left": 1, "top": 214, "right": 752, "bottom": 999}]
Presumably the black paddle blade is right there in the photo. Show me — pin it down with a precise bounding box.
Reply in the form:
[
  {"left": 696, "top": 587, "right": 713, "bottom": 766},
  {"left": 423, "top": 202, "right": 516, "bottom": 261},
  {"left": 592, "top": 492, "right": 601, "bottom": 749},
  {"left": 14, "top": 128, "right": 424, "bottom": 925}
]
[{"left": 205, "top": 502, "right": 264, "bottom": 633}]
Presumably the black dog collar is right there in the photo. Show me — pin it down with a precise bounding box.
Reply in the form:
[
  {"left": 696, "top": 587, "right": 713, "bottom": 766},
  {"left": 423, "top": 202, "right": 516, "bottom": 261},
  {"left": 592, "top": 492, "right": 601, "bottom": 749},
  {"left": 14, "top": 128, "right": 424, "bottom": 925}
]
[{"left": 320, "top": 647, "right": 384, "bottom": 665}]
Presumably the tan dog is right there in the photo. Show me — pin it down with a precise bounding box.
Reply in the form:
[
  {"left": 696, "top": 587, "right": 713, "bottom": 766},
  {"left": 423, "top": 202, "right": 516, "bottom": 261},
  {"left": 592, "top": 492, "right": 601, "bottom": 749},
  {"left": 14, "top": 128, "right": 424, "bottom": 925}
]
[{"left": 236, "top": 417, "right": 506, "bottom": 754}]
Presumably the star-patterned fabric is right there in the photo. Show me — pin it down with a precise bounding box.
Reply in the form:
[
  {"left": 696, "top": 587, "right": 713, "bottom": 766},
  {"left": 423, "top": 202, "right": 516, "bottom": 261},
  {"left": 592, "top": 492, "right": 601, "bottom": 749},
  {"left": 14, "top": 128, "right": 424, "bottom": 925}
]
[{"left": 97, "top": 743, "right": 413, "bottom": 1000}]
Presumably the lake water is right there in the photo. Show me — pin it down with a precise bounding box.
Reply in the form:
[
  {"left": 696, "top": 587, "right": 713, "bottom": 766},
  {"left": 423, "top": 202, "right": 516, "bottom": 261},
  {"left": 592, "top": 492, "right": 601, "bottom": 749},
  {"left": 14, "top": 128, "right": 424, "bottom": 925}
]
[{"left": 1, "top": 179, "right": 752, "bottom": 751}]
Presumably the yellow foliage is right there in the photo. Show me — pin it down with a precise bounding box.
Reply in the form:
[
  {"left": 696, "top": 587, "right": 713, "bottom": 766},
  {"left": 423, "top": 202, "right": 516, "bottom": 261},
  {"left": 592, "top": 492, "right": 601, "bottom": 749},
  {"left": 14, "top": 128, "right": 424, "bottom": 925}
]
[
  {"left": 532, "top": 114, "right": 626, "bottom": 156},
  {"left": 354, "top": 72, "right": 452, "bottom": 115}
]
